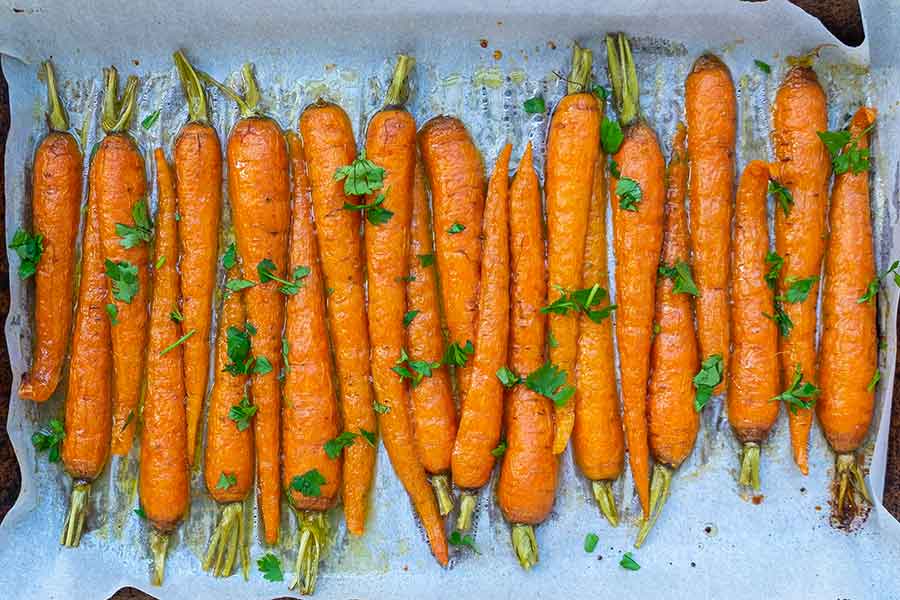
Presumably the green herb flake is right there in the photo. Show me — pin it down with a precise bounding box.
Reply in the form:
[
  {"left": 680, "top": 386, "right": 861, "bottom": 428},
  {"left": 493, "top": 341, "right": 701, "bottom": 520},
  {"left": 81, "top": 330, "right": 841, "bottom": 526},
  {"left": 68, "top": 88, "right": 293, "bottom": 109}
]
[
  {"left": 525, "top": 361, "right": 575, "bottom": 407},
  {"left": 541, "top": 283, "right": 615, "bottom": 323},
  {"left": 155, "top": 255, "right": 166, "bottom": 269},
  {"left": 584, "top": 532, "right": 599, "bottom": 553},
  {"left": 609, "top": 159, "right": 621, "bottom": 179},
  {"left": 226, "top": 278, "right": 256, "bottom": 292},
  {"left": 867, "top": 370, "right": 881, "bottom": 393},
  {"left": 257, "top": 553, "right": 284, "bottom": 582},
  {"left": 818, "top": 125, "right": 874, "bottom": 175},
  {"left": 448, "top": 222, "right": 466, "bottom": 234},
  {"left": 765, "top": 251, "right": 784, "bottom": 290},
  {"left": 324, "top": 431, "right": 359, "bottom": 459},
  {"left": 601, "top": 117, "right": 624, "bottom": 154},
  {"left": 106, "top": 303, "right": 119, "bottom": 325},
  {"left": 491, "top": 440, "right": 507, "bottom": 457},
  {"left": 9, "top": 229, "right": 44, "bottom": 280},
  {"left": 418, "top": 253, "right": 435, "bottom": 268},
  {"left": 134, "top": 506, "right": 147, "bottom": 519},
  {"left": 403, "top": 310, "right": 419, "bottom": 327},
  {"left": 523, "top": 96, "right": 546, "bottom": 114},
  {"left": 31, "top": 418, "right": 64, "bottom": 462},
  {"left": 257, "top": 259, "right": 310, "bottom": 295},
  {"left": 779, "top": 275, "right": 819, "bottom": 304},
  {"left": 159, "top": 329, "right": 195, "bottom": 357},
  {"left": 253, "top": 355, "right": 273, "bottom": 375},
  {"left": 222, "top": 242, "right": 237, "bottom": 269},
  {"left": 343, "top": 192, "right": 394, "bottom": 226},
  {"left": 593, "top": 85, "right": 609, "bottom": 101},
  {"left": 333, "top": 150, "right": 386, "bottom": 196},
  {"left": 616, "top": 177, "right": 642, "bottom": 211},
  {"left": 449, "top": 530, "right": 480, "bottom": 554},
  {"left": 620, "top": 552, "right": 641, "bottom": 571},
  {"left": 768, "top": 180, "right": 794, "bottom": 217},
  {"left": 216, "top": 472, "right": 237, "bottom": 490},
  {"left": 224, "top": 325, "right": 254, "bottom": 376},
  {"left": 858, "top": 260, "right": 900, "bottom": 304},
  {"left": 772, "top": 364, "right": 819, "bottom": 415},
  {"left": 104, "top": 259, "right": 140, "bottom": 303},
  {"left": 115, "top": 198, "right": 153, "bottom": 249},
  {"left": 658, "top": 261, "right": 699, "bottom": 296},
  {"left": 693, "top": 354, "right": 723, "bottom": 412},
  {"left": 763, "top": 301, "right": 794, "bottom": 338},
  {"left": 360, "top": 428, "right": 377, "bottom": 447},
  {"left": 141, "top": 109, "right": 161, "bottom": 130},
  {"left": 373, "top": 400, "right": 391, "bottom": 414},
  {"left": 290, "top": 468, "right": 326, "bottom": 497},
  {"left": 754, "top": 60, "right": 771, "bottom": 74},
  {"left": 169, "top": 307, "right": 184, "bottom": 323},
  {"left": 228, "top": 396, "right": 257, "bottom": 432},
  {"left": 443, "top": 340, "right": 475, "bottom": 368},
  {"left": 496, "top": 366, "right": 522, "bottom": 389}
]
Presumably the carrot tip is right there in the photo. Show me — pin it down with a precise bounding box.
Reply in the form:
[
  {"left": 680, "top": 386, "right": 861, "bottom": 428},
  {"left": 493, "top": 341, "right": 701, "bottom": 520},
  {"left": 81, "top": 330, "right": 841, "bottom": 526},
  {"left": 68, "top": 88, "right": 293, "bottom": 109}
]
[
  {"left": 455, "top": 491, "right": 478, "bottom": 531},
  {"left": 149, "top": 529, "right": 170, "bottom": 586},
  {"left": 738, "top": 443, "right": 762, "bottom": 490},
  {"left": 510, "top": 524, "right": 538, "bottom": 570},
  {"left": 203, "top": 502, "right": 249, "bottom": 579},
  {"left": 431, "top": 474, "right": 455, "bottom": 516},
  {"left": 60, "top": 480, "right": 91, "bottom": 547},
  {"left": 288, "top": 510, "right": 327, "bottom": 594},
  {"left": 635, "top": 464, "right": 672, "bottom": 548},
  {"left": 591, "top": 480, "right": 619, "bottom": 527}
]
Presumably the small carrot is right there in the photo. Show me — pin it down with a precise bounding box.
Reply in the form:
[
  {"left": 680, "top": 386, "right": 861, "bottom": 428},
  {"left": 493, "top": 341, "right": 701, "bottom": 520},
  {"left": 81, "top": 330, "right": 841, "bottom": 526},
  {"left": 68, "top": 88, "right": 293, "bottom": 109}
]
[
  {"left": 544, "top": 43, "right": 600, "bottom": 454},
  {"left": 497, "top": 142, "right": 558, "bottom": 570},
  {"left": 18, "top": 61, "right": 82, "bottom": 403},
  {"left": 138, "top": 150, "right": 189, "bottom": 585},
  {"left": 451, "top": 143, "right": 512, "bottom": 532}
]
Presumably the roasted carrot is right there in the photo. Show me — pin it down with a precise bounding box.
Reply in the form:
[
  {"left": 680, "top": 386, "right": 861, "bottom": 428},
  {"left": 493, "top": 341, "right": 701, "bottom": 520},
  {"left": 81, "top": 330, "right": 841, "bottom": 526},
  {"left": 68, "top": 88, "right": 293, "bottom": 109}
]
[
  {"left": 545, "top": 43, "right": 600, "bottom": 454},
  {"left": 172, "top": 51, "right": 223, "bottom": 465},
  {"left": 282, "top": 132, "right": 342, "bottom": 592},
  {"left": 299, "top": 97, "right": 376, "bottom": 538},
  {"left": 497, "top": 142, "right": 558, "bottom": 569},
  {"left": 18, "top": 61, "right": 82, "bottom": 403},
  {"left": 770, "top": 63, "right": 830, "bottom": 475},
  {"left": 452, "top": 143, "right": 512, "bottom": 532},
  {"left": 572, "top": 141, "right": 624, "bottom": 527},
  {"left": 635, "top": 124, "right": 699, "bottom": 547},
  {"left": 138, "top": 150, "right": 189, "bottom": 585},
  {"left": 418, "top": 115, "right": 485, "bottom": 401},
  {"left": 685, "top": 54, "right": 736, "bottom": 394},
  {"left": 407, "top": 154, "right": 458, "bottom": 515},
  {"left": 728, "top": 160, "right": 780, "bottom": 490},
  {"left": 59, "top": 184, "right": 111, "bottom": 547},
  {"left": 818, "top": 107, "right": 877, "bottom": 517},
  {"left": 93, "top": 68, "right": 149, "bottom": 455},
  {"left": 204, "top": 65, "right": 291, "bottom": 544},
  {"left": 606, "top": 33, "right": 666, "bottom": 518}
]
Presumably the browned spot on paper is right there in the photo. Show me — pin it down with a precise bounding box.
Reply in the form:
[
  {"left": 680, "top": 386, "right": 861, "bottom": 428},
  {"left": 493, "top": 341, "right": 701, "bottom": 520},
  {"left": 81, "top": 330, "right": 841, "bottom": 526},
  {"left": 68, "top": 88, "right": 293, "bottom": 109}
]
[
  {"left": 493, "top": 50, "right": 502, "bottom": 61},
  {"left": 751, "top": 495, "right": 764, "bottom": 505},
  {"left": 480, "top": 39, "right": 489, "bottom": 48},
  {"left": 548, "top": 40, "right": 557, "bottom": 50}
]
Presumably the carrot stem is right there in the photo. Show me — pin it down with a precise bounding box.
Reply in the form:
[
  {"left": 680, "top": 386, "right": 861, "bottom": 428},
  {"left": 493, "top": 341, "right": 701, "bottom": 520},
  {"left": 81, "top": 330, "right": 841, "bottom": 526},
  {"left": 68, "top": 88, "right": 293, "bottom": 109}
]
[
  {"left": 567, "top": 44, "right": 593, "bottom": 95},
  {"left": 738, "top": 442, "right": 761, "bottom": 490},
  {"left": 456, "top": 491, "right": 478, "bottom": 531},
  {"left": 197, "top": 65, "right": 259, "bottom": 118},
  {"left": 43, "top": 61, "right": 69, "bottom": 131},
  {"left": 100, "top": 67, "right": 138, "bottom": 134},
  {"left": 149, "top": 529, "right": 170, "bottom": 586},
  {"left": 289, "top": 510, "right": 327, "bottom": 594},
  {"left": 431, "top": 474, "right": 455, "bottom": 516},
  {"left": 635, "top": 463, "right": 672, "bottom": 548},
  {"left": 385, "top": 54, "right": 415, "bottom": 107},
  {"left": 173, "top": 50, "right": 209, "bottom": 124},
  {"left": 203, "top": 502, "right": 249, "bottom": 579},
  {"left": 510, "top": 523, "right": 538, "bottom": 570},
  {"left": 605, "top": 33, "right": 640, "bottom": 126},
  {"left": 591, "top": 480, "right": 619, "bottom": 527},
  {"left": 834, "top": 453, "right": 872, "bottom": 517},
  {"left": 60, "top": 480, "right": 90, "bottom": 547}
]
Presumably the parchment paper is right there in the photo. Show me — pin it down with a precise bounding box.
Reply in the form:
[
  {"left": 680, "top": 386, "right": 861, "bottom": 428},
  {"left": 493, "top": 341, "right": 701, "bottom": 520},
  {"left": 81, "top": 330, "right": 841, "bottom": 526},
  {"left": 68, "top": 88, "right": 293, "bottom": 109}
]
[{"left": 1, "top": 1, "right": 900, "bottom": 598}]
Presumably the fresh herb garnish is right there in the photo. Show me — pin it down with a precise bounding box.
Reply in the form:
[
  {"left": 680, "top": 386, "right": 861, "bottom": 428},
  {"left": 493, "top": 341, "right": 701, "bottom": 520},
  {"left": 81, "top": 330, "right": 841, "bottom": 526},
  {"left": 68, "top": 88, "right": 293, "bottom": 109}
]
[
  {"left": 159, "top": 329, "right": 196, "bottom": 357},
  {"left": 418, "top": 253, "right": 435, "bottom": 267},
  {"left": 104, "top": 259, "right": 140, "bottom": 303},
  {"left": 106, "top": 303, "right": 119, "bottom": 325},
  {"left": 216, "top": 472, "right": 237, "bottom": 490},
  {"left": 141, "top": 109, "right": 161, "bottom": 129},
  {"left": 772, "top": 364, "right": 819, "bottom": 414},
  {"left": 257, "top": 553, "right": 284, "bottom": 582},
  {"left": 449, "top": 530, "right": 480, "bottom": 554},
  {"left": 858, "top": 260, "right": 900, "bottom": 304},
  {"left": 584, "top": 532, "right": 599, "bottom": 553},
  {"left": 226, "top": 278, "right": 256, "bottom": 292},
  {"left": 134, "top": 506, "right": 147, "bottom": 519},
  {"left": 257, "top": 259, "right": 309, "bottom": 295},
  {"left": 324, "top": 431, "right": 358, "bottom": 459},
  {"left": 403, "top": 310, "right": 419, "bottom": 327},
  {"left": 525, "top": 361, "right": 575, "bottom": 407},
  {"left": 764, "top": 251, "right": 784, "bottom": 290},
  {"left": 593, "top": 85, "right": 609, "bottom": 101},
  {"left": 818, "top": 125, "right": 874, "bottom": 175},
  {"left": 496, "top": 366, "right": 522, "bottom": 388},
  {"left": 609, "top": 159, "right": 621, "bottom": 179},
  {"left": 393, "top": 348, "right": 440, "bottom": 387},
  {"left": 155, "top": 255, "right": 166, "bottom": 269},
  {"left": 443, "top": 340, "right": 474, "bottom": 368},
  {"left": 448, "top": 222, "right": 466, "bottom": 234},
  {"left": 763, "top": 301, "right": 794, "bottom": 337},
  {"left": 754, "top": 60, "right": 771, "bottom": 74},
  {"left": 115, "top": 198, "right": 153, "bottom": 248},
  {"left": 601, "top": 117, "right": 624, "bottom": 154},
  {"left": 693, "top": 354, "right": 723, "bottom": 412},
  {"left": 868, "top": 370, "right": 881, "bottom": 392},
  {"left": 228, "top": 396, "right": 257, "bottom": 432},
  {"left": 281, "top": 338, "right": 290, "bottom": 375},
  {"left": 343, "top": 192, "right": 394, "bottom": 226},
  {"left": 253, "top": 356, "right": 273, "bottom": 375},
  {"left": 31, "top": 418, "right": 64, "bottom": 462},
  {"left": 9, "top": 229, "right": 44, "bottom": 280},
  {"left": 169, "top": 307, "right": 184, "bottom": 323},
  {"left": 779, "top": 276, "right": 819, "bottom": 304},
  {"left": 491, "top": 440, "right": 507, "bottom": 457},
  {"left": 333, "top": 149, "right": 385, "bottom": 196},
  {"left": 616, "top": 177, "right": 642, "bottom": 211},
  {"left": 224, "top": 324, "right": 254, "bottom": 376},
  {"left": 373, "top": 400, "right": 391, "bottom": 414},
  {"left": 541, "top": 283, "right": 615, "bottom": 323},
  {"left": 290, "top": 469, "right": 326, "bottom": 497},
  {"left": 768, "top": 180, "right": 793, "bottom": 216},
  {"left": 523, "top": 96, "right": 546, "bottom": 114},
  {"left": 620, "top": 552, "right": 640, "bottom": 571},
  {"left": 658, "top": 261, "right": 699, "bottom": 296},
  {"left": 360, "top": 428, "right": 376, "bottom": 447},
  {"left": 222, "top": 242, "right": 237, "bottom": 269}
]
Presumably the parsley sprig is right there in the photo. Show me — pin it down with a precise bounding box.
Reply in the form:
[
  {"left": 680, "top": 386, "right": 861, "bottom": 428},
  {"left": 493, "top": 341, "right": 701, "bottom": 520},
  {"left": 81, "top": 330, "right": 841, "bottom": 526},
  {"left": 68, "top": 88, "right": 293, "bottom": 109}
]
[
  {"left": 764, "top": 251, "right": 783, "bottom": 290},
  {"left": 616, "top": 177, "right": 642, "bottom": 211},
  {"left": 693, "top": 354, "right": 723, "bottom": 412},
  {"left": 443, "top": 340, "right": 474, "bottom": 367},
  {"left": 228, "top": 396, "right": 257, "bottom": 431},
  {"left": 772, "top": 364, "right": 818, "bottom": 414},
  {"left": 778, "top": 275, "right": 819, "bottom": 304},
  {"left": 257, "top": 553, "right": 283, "bottom": 582},
  {"left": 105, "top": 259, "right": 140, "bottom": 303},
  {"left": 333, "top": 150, "right": 385, "bottom": 195},
  {"left": 291, "top": 469, "right": 326, "bottom": 497},
  {"left": 768, "top": 180, "right": 793, "bottom": 216},
  {"left": 858, "top": 260, "right": 900, "bottom": 304},
  {"left": 525, "top": 361, "right": 575, "bottom": 407},
  {"left": 393, "top": 348, "right": 440, "bottom": 388},
  {"left": 31, "top": 418, "right": 65, "bottom": 462},
  {"left": 658, "top": 261, "right": 699, "bottom": 296},
  {"left": 9, "top": 229, "right": 44, "bottom": 279},
  {"left": 763, "top": 301, "right": 794, "bottom": 337},
  {"left": 818, "top": 124, "right": 874, "bottom": 175},
  {"left": 541, "top": 283, "right": 615, "bottom": 323},
  {"left": 343, "top": 192, "right": 394, "bottom": 226},
  {"left": 115, "top": 198, "right": 153, "bottom": 248},
  {"left": 257, "top": 259, "right": 310, "bottom": 295}
]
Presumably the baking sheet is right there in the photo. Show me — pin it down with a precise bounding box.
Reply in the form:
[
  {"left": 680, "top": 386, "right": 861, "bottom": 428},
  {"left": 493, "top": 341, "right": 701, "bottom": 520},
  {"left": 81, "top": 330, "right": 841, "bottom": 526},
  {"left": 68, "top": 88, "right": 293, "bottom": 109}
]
[{"left": 2, "top": 0, "right": 900, "bottom": 598}]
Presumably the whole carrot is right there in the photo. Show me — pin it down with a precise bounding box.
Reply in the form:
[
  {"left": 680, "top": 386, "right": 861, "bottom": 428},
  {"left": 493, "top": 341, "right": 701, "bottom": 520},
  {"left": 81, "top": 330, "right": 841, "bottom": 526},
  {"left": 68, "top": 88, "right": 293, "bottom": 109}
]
[
  {"left": 283, "top": 132, "right": 342, "bottom": 592},
  {"left": 452, "top": 143, "right": 512, "bottom": 532},
  {"left": 636, "top": 124, "right": 699, "bottom": 548},
  {"left": 407, "top": 154, "right": 458, "bottom": 515},
  {"left": 728, "top": 160, "right": 780, "bottom": 490},
  {"left": 818, "top": 107, "right": 877, "bottom": 517},
  {"left": 18, "top": 61, "right": 82, "bottom": 403},
  {"left": 172, "top": 51, "right": 223, "bottom": 465},
  {"left": 59, "top": 185, "right": 111, "bottom": 547},
  {"left": 771, "top": 63, "right": 830, "bottom": 475},
  {"left": 685, "top": 54, "right": 735, "bottom": 394},
  {"left": 497, "top": 142, "right": 558, "bottom": 570},
  {"left": 606, "top": 33, "right": 666, "bottom": 518},
  {"left": 93, "top": 68, "right": 149, "bottom": 455},
  {"left": 299, "top": 96, "right": 375, "bottom": 537},
  {"left": 138, "top": 150, "right": 189, "bottom": 585},
  {"left": 545, "top": 43, "right": 600, "bottom": 454}
]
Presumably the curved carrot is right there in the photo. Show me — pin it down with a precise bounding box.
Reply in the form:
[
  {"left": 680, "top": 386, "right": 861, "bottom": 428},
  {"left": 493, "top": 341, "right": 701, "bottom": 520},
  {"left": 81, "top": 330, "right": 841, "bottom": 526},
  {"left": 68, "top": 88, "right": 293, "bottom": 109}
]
[
  {"left": 771, "top": 64, "right": 830, "bottom": 475},
  {"left": 452, "top": 143, "right": 511, "bottom": 531},
  {"left": 497, "top": 142, "right": 558, "bottom": 570},
  {"left": 545, "top": 44, "right": 600, "bottom": 454},
  {"left": 606, "top": 33, "right": 666, "bottom": 518},
  {"left": 728, "top": 160, "right": 780, "bottom": 490},
  {"left": 18, "top": 61, "right": 82, "bottom": 403},
  {"left": 818, "top": 107, "right": 877, "bottom": 516},
  {"left": 139, "top": 150, "right": 189, "bottom": 585},
  {"left": 172, "top": 51, "right": 223, "bottom": 465},
  {"left": 685, "top": 54, "right": 736, "bottom": 393},
  {"left": 93, "top": 68, "right": 149, "bottom": 455}
]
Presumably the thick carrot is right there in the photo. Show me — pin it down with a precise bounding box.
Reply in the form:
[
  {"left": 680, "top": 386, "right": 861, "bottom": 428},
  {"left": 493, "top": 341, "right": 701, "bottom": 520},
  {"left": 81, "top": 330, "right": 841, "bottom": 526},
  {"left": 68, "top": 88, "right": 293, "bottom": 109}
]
[
  {"left": 770, "top": 64, "right": 830, "bottom": 475},
  {"left": 606, "top": 33, "right": 666, "bottom": 518},
  {"left": 685, "top": 54, "right": 736, "bottom": 393},
  {"left": 572, "top": 141, "right": 624, "bottom": 527},
  {"left": 299, "top": 99, "right": 376, "bottom": 537},
  {"left": 418, "top": 115, "right": 485, "bottom": 400},
  {"left": 172, "top": 51, "right": 223, "bottom": 465},
  {"left": 93, "top": 68, "right": 149, "bottom": 455},
  {"left": 452, "top": 143, "right": 511, "bottom": 531},
  {"left": 59, "top": 183, "right": 111, "bottom": 548},
  {"left": 18, "top": 61, "right": 82, "bottom": 403},
  {"left": 497, "top": 142, "right": 558, "bottom": 570},
  {"left": 407, "top": 154, "right": 458, "bottom": 515},
  {"left": 545, "top": 44, "right": 600, "bottom": 454},
  {"left": 728, "top": 160, "right": 780, "bottom": 490},
  {"left": 139, "top": 150, "right": 188, "bottom": 585},
  {"left": 818, "top": 107, "right": 877, "bottom": 516},
  {"left": 636, "top": 123, "right": 699, "bottom": 548}
]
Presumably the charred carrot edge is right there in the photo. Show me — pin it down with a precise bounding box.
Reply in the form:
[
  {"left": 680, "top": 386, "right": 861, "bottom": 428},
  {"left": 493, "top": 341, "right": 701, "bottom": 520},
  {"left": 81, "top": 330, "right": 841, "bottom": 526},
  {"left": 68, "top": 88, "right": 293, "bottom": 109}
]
[
  {"left": 139, "top": 150, "right": 189, "bottom": 585},
  {"left": 545, "top": 43, "right": 600, "bottom": 455},
  {"left": 497, "top": 142, "right": 559, "bottom": 569},
  {"left": 818, "top": 107, "right": 877, "bottom": 518},
  {"left": 636, "top": 123, "right": 699, "bottom": 547},
  {"left": 19, "top": 61, "right": 83, "bottom": 403}
]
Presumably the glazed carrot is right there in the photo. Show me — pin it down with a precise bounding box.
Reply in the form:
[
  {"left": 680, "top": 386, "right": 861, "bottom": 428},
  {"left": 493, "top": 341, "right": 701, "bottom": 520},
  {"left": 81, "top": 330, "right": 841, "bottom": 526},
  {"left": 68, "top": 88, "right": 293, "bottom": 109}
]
[
  {"left": 728, "top": 160, "right": 780, "bottom": 490},
  {"left": 138, "top": 150, "right": 188, "bottom": 585},
  {"left": 407, "top": 154, "right": 458, "bottom": 516},
  {"left": 497, "top": 142, "right": 558, "bottom": 570},
  {"left": 685, "top": 54, "right": 736, "bottom": 394},
  {"left": 418, "top": 115, "right": 485, "bottom": 400},
  {"left": 18, "top": 61, "right": 82, "bottom": 403},
  {"left": 59, "top": 184, "right": 111, "bottom": 547},
  {"left": 770, "top": 64, "right": 830, "bottom": 475},
  {"left": 452, "top": 143, "right": 512, "bottom": 532},
  {"left": 299, "top": 98, "right": 376, "bottom": 538},
  {"left": 818, "top": 107, "right": 877, "bottom": 517},
  {"left": 572, "top": 142, "right": 624, "bottom": 527},
  {"left": 606, "top": 33, "right": 666, "bottom": 518},
  {"left": 205, "top": 65, "right": 291, "bottom": 544},
  {"left": 93, "top": 68, "right": 149, "bottom": 455},
  {"left": 282, "top": 132, "right": 342, "bottom": 592},
  {"left": 172, "top": 51, "right": 223, "bottom": 465},
  {"left": 636, "top": 124, "right": 699, "bottom": 547},
  {"left": 545, "top": 44, "right": 600, "bottom": 454}
]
